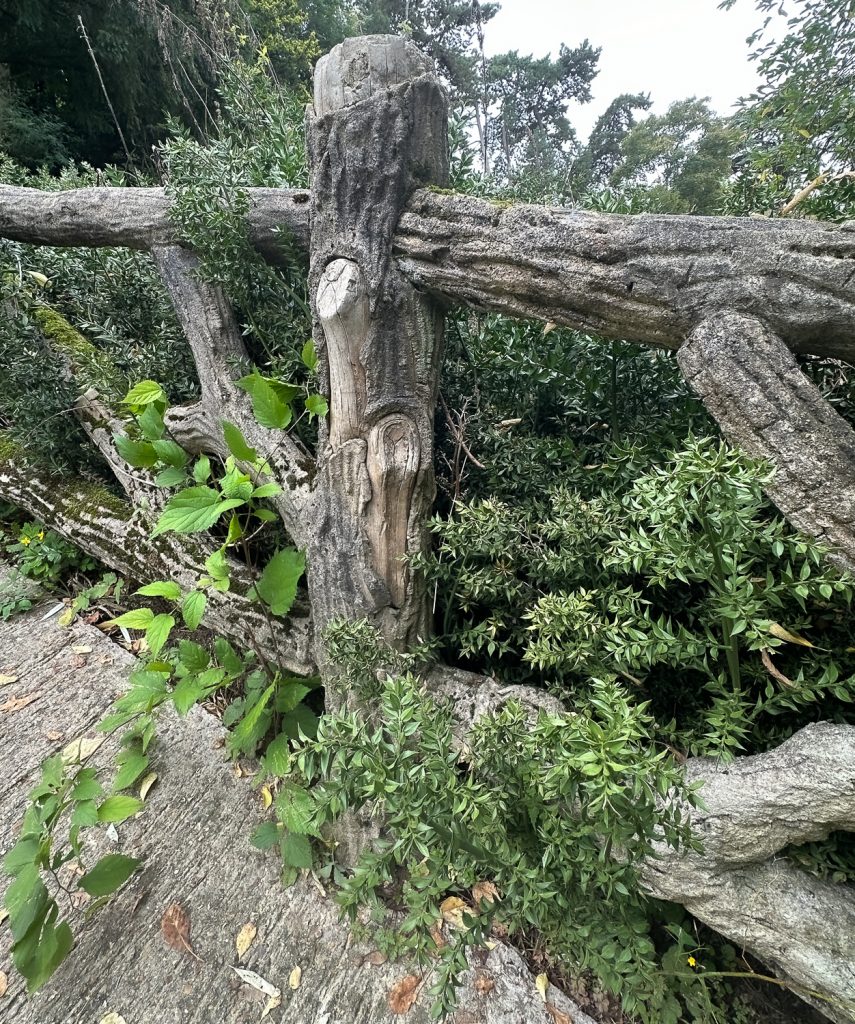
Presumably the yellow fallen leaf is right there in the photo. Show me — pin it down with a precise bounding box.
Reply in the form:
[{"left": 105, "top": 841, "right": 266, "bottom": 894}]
[
  {"left": 261, "top": 993, "right": 281, "bottom": 1019},
  {"left": 535, "top": 973, "right": 549, "bottom": 1002},
  {"left": 71, "top": 644, "right": 93, "bottom": 655},
  {"left": 232, "top": 966, "right": 280, "bottom": 999},
  {"left": 472, "top": 880, "right": 500, "bottom": 906},
  {"left": 0, "top": 971, "right": 7, "bottom": 997},
  {"left": 26, "top": 271, "right": 49, "bottom": 287},
  {"left": 543, "top": 321, "right": 557, "bottom": 335},
  {"left": 439, "top": 895, "right": 469, "bottom": 930},
  {"left": 139, "top": 772, "right": 158, "bottom": 802},
  {"left": 0, "top": 907, "right": 9, "bottom": 926},
  {"left": 768, "top": 622, "right": 815, "bottom": 648},
  {"left": 62, "top": 735, "right": 105, "bottom": 764},
  {"left": 289, "top": 965, "right": 302, "bottom": 990},
  {"left": 99, "top": 1014, "right": 128, "bottom": 1024},
  {"left": 261, "top": 785, "right": 273, "bottom": 809},
  {"left": 0, "top": 674, "right": 18, "bottom": 686},
  {"left": 235, "top": 922, "right": 257, "bottom": 960}
]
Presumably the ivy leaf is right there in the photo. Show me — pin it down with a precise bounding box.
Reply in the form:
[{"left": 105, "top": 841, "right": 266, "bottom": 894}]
[
  {"left": 79, "top": 854, "right": 141, "bottom": 897},
  {"left": 237, "top": 372, "right": 291, "bottom": 430},
  {"left": 182, "top": 590, "right": 207, "bottom": 630},
  {"left": 114, "top": 435, "right": 158, "bottom": 469},
  {"left": 135, "top": 581, "right": 182, "bottom": 601},
  {"left": 253, "top": 548, "right": 305, "bottom": 617},
  {"left": 222, "top": 420, "right": 258, "bottom": 462},
  {"left": 146, "top": 614, "right": 175, "bottom": 657},
  {"left": 97, "top": 795, "right": 143, "bottom": 823},
  {"left": 122, "top": 380, "right": 165, "bottom": 406},
  {"left": 152, "top": 487, "right": 243, "bottom": 537}
]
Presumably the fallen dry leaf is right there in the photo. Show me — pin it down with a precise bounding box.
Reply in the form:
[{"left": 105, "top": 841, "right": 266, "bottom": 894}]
[
  {"left": 0, "top": 971, "right": 7, "bottom": 997},
  {"left": 0, "top": 673, "right": 18, "bottom": 686},
  {"left": 261, "top": 785, "right": 273, "bottom": 809},
  {"left": 364, "top": 950, "right": 388, "bottom": 966},
  {"left": 139, "top": 772, "right": 158, "bottom": 802},
  {"left": 0, "top": 908, "right": 9, "bottom": 926},
  {"left": 388, "top": 975, "right": 421, "bottom": 1014},
  {"left": 232, "top": 966, "right": 280, "bottom": 999},
  {"left": 439, "top": 895, "right": 470, "bottom": 930},
  {"left": 71, "top": 644, "right": 93, "bottom": 655},
  {"left": 99, "top": 1013, "right": 128, "bottom": 1024},
  {"left": 474, "top": 970, "right": 495, "bottom": 996},
  {"left": 261, "top": 993, "right": 282, "bottom": 1019},
  {"left": 472, "top": 880, "right": 500, "bottom": 906},
  {"left": 429, "top": 922, "right": 446, "bottom": 951},
  {"left": 545, "top": 1004, "right": 574, "bottom": 1024},
  {"left": 235, "top": 922, "right": 257, "bottom": 960},
  {"left": 161, "top": 902, "right": 199, "bottom": 959},
  {"left": 288, "top": 965, "right": 302, "bottom": 990},
  {"left": 0, "top": 691, "right": 41, "bottom": 713},
  {"left": 61, "top": 734, "right": 105, "bottom": 764},
  {"left": 535, "top": 973, "right": 549, "bottom": 1002},
  {"left": 233, "top": 762, "right": 244, "bottom": 779},
  {"left": 45, "top": 730, "right": 63, "bottom": 741}
]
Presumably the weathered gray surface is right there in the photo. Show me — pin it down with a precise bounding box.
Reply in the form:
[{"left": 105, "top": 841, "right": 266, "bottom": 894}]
[
  {"left": 3, "top": 188, "right": 855, "bottom": 362},
  {"left": 679, "top": 311, "right": 855, "bottom": 570},
  {"left": 640, "top": 723, "right": 855, "bottom": 1024},
  {"left": 0, "top": 592, "right": 596, "bottom": 1024}
]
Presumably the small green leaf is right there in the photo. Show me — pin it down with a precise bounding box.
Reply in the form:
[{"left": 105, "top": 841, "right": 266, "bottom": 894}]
[
  {"left": 301, "top": 339, "right": 318, "bottom": 372},
  {"left": 152, "top": 487, "right": 243, "bottom": 537},
  {"left": 253, "top": 509, "right": 278, "bottom": 522},
  {"left": 193, "top": 455, "right": 211, "bottom": 483},
  {"left": 178, "top": 640, "right": 210, "bottom": 672},
  {"left": 152, "top": 439, "right": 189, "bottom": 468},
  {"left": 97, "top": 795, "right": 143, "bottom": 823},
  {"left": 122, "top": 380, "right": 165, "bottom": 406},
  {"left": 70, "top": 800, "right": 99, "bottom": 828},
  {"left": 254, "top": 548, "right": 305, "bottom": 617},
  {"left": 107, "top": 608, "right": 155, "bottom": 630},
  {"left": 226, "top": 513, "right": 243, "bottom": 544},
  {"left": 263, "top": 733, "right": 291, "bottom": 777},
  {"left": 280, "top": 832, "right": 312, "bottom": 869},
  {"left": 182, "top": 590, "right": 207, "bottom": 630},
  {"left": 251, "top": 482, "right": 281, "bottom": 499},
  {"left": 79, "top": 854, "right": 141, "bottom": 897},
  {"left": 135, "top": 581, "right": 182, "bottom": 601},
  {"left": 275, "top": 783, "right": 314, "bottom": 834},
  {"left": 237, "top": 372, "right": 291, "bottom": 430},
  {"left": 222, "top": 420, "right": 258, "bottom": 462},
  {"left": 155, "top": 466, "right": 186, "bottom": 488},
  {"left": 113, "top": 751, "right": 149, "bottom": 791},
  {"left": 137, "top": 403, "right": 165, "bottom": 441},
  {"left": 146, "top": 613, "right": 175, "bottom": 657},
  {"left": 228, "top": 682, "right": 275, "bottom": 757},
  {"left": 114, "top": 435, "right": 158, "bottom": 469},
  {"left": 305, "top": 394, "right": 328, "bottom": 420},
  {"left": 205, "top": 548, "right": 230, "bottom": 582},
  {"left": 250, "top": 821, "right": 280, "bottom": 850}
]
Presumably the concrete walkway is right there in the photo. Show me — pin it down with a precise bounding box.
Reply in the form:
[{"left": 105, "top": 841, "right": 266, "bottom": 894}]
[{"left": 0, "top": 580, "right": 595, "bottom": 1024}]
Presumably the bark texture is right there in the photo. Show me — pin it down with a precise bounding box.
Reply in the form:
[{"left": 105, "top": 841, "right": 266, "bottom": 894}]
[
  {"left": 679, "top": 312, "right": 855, "bottom": 569},
  {"left": 641, "top": 723, "right": 855, "bottom": 1024},
  {"left": 303, "top": 35, "right": 448, "bottom": 657},
  {"left": 4, "top": 188, "right": 855, "bottom": 362},
  {"left": 0, "top": 583, "right": 596, "bottom": 1024}
]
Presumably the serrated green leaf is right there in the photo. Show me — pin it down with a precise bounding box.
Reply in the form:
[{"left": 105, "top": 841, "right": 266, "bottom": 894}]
[
  {"left": 263, "top": 733, "right": 291, "bottom": 777},
  {"left": 178, "top": 640, "right": 210, "bottom": 672},
  {"left": 274, "top": 681, "right": 310, "bottom": 713},
  {"left": 79, "top": 854, "right": 141, "bottom": 897},
  {"left": 205, "top": 547, "right": 229, "bottom": 582},
  {"left": 114, "top": 435, "right": 158, "bottom": 469},
  {"left": 122, "top": 380, "right": 165, "bottom": 406},
  {"left": 193, "top": 455, "right": 211, "bottom": 483},
  {"left": 255, "top": 548, "right": 305, "bottom": 617},
  {"left": 113, "top": 751, "right": 149, "bottom": 791},
  {"left": 146, "top": 613, "right": 175, "bottom": 657},
  {"left": 97, "top": 795, "right": 143, "bottom": 823},
  {"left": 301, "top": 339, "right": 318, "bottom": 372},
  {"left": 215, "top": 638, "right": 243, "bottom": 676},
  {"left": 305, "top": 394, "right": 328, "bottom": 420},
  {"left": 152, "top": 439, "right": 189, "bottom": 468},
  {"left": 250, "top": 821, "right": 280, "bottom": 850},
  {"left": 155, "top": 466, "right": 186, "bottom": 488},
  {"left": 275, "top": 783, "right": 315, "bottom": 835},
  {"left": 228, "top": 682, "right": 275, "bottom": 757},
  {"left": 251, "top": 482, "right": 281, "bottom": 499},
  {"left": 106, "top": 608, "right": 155, "bottom": 630},
  {"left": 135, "top": 581, "right": 182, "bottom": 601},
  {"left": 280, "top": 832, "right": 312, "bottom": 869},
  {"left": 182, "top": 590, "right": 207, "bottom": 630},
  {"left": 222, "top": 420, "right": 258, "bottom": 462},
  {"left": 137, "top": 402, "right": 165, "bottom": 441},
  {"left": 152, "top": 487, "right": 243, "bottom": 537},
  {"left": 237, "top": 372, "right": 291, "bottom": 430},
  {"left": 70, "top": 799, "right": 99, "bottom": 828}
]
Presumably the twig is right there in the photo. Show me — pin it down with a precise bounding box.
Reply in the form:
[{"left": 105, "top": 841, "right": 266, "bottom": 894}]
[
  {"left": 77, "top": 16, "right": 134, "bottom": 168},
  {"left": 781, "top": 169, "right": 855, "bottom": 215}
]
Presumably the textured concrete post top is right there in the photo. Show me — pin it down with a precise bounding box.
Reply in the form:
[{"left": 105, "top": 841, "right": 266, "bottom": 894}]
[{"left": 313, "top": 34, "right": 435, "bottom": 115}]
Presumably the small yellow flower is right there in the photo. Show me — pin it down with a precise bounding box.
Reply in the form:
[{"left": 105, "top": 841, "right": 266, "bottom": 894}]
[
  {"left": 20, "top": 536, "right": 31, "bottom": 546},
  {"left": 687, "top": 955, "right": 698, "bottom": 969},
  {"left": 37, "top": 531, "right": 44, "bottom": 541}
]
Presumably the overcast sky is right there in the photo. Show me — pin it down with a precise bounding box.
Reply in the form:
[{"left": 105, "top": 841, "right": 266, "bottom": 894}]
[{"left": 484, "top": 0, "right": 779, "bottom": 141}]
